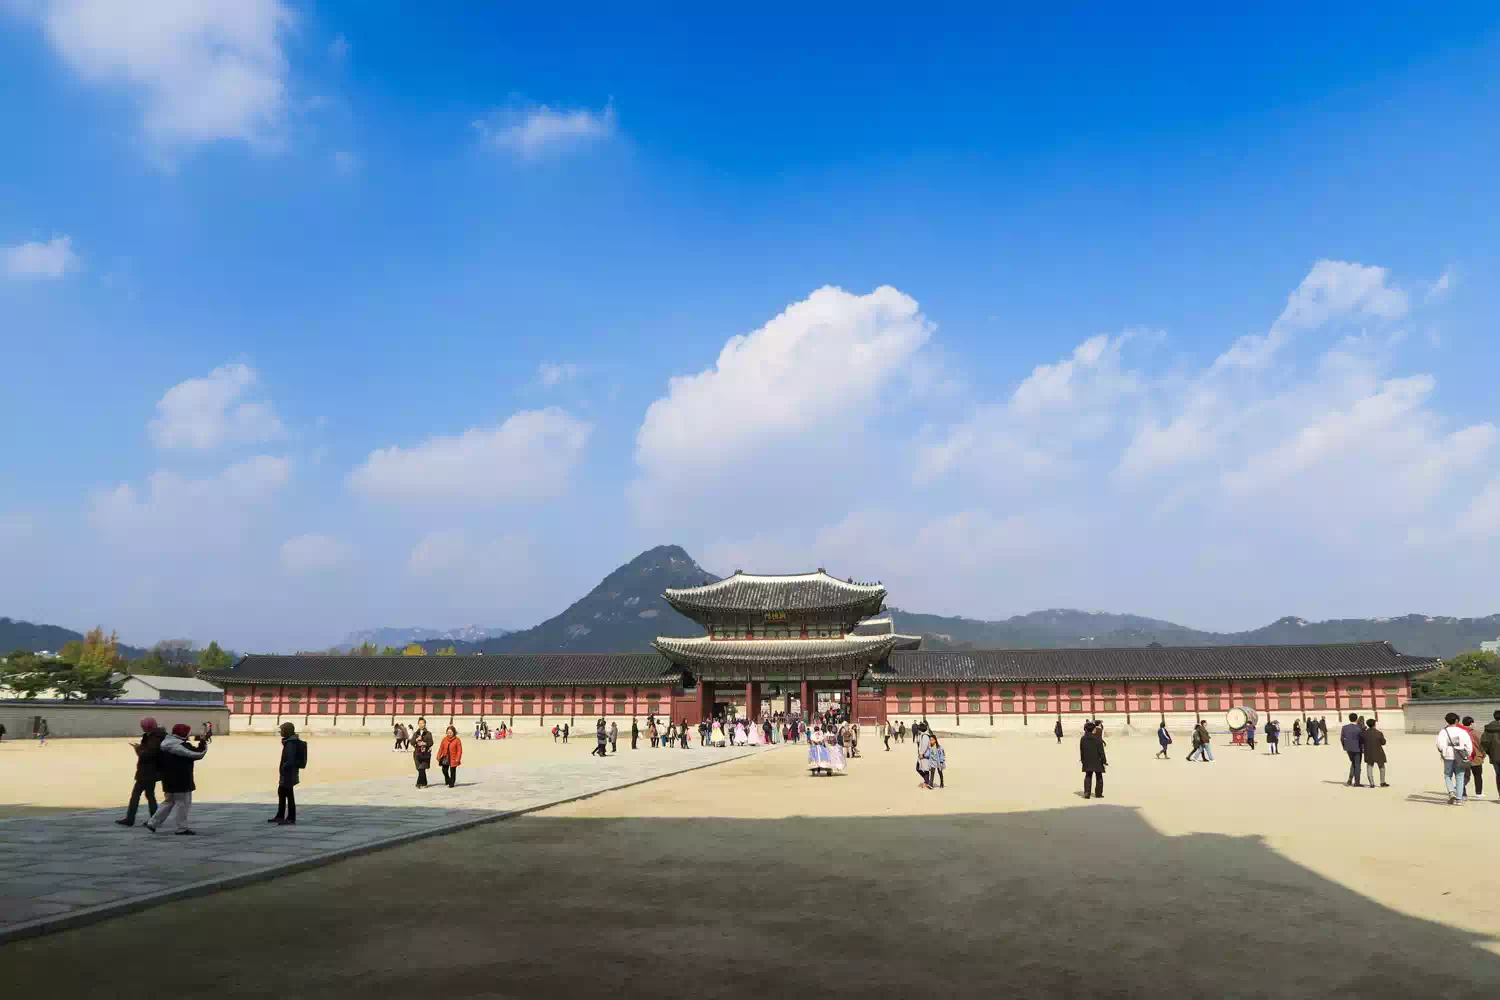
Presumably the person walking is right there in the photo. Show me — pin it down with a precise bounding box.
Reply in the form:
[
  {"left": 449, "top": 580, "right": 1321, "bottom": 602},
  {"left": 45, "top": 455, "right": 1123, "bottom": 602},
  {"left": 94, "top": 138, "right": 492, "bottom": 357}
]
[
  {"left": 393, "top": 722, "right": 408, "bottom": 751},
  {"left": 552, "top": 724, "right": 559, "bottom": 743},
  {"left": 1155, "top": 722, "right": 1172, "bottom": 759},
  {"left": 1054, "top": 719, "right": 1064, "bottom": 744},
  {"left": 1340, "top": 713, "right": 1365, "bottom": 786},
  {"left": 1292, "top": 719, "right": 1301, "bottom": 746},
  {"left": 413, "top": 732, "right": 433, "bottom": 788},
  {"left": 438, "top": 726, "right": 463, "bottom": 787},
  {"left": 1361, "top": 718, "right": 1387, "bottom": 788},
  {"left": 592, "top": 720, "right": 609, "bottom": 758},
  {"left": 1461, "top": 716, "right": 1485, "bottom": 798},
  {"left": 1482, "top": 711, "right": 1500, "bottom": 800},
  {"left": 269, "top": 722, "right": 307, "bottom": 824},
  {"left": 1320, "top": 717, "right": 1329, "bottom": 747},
  {"left": 1080, "top": 721, "right": 1107, "bottom": 799},
  {"left": 146, "top": 724, "right": 206, "bottom": 835},
  {"left": 37, "top": 718, "right": 49, "bottom": 745},
  {"left": 883, "top": 721, "right": 892, "bottom": 752},
  {"left": 609, "top": 720, "right": 619, "bottom": 754},
  {"left": 631, "top": 719, "right": 639, "bottom": 750},
  {"left": 562, "top": 723, "right": 570, "bottom": 744},
  {"left": 116, "top": 717, "right": 165, "bottom": 827},
  {"left": 1437, "top": 712, "right": 1473, "bottom": 804},
  {"left": 1266, "top": 720, "right": 1280, "bottom": 755}
]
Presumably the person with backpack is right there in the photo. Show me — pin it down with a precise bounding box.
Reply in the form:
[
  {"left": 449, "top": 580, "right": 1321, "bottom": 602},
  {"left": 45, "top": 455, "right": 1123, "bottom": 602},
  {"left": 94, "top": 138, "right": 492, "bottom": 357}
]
[
  {"left": 1080, "top": 721, "right": 1107, "bottom": 799},
  {"left": 269, "top": 722, "right": 307, "bottom": 825},
  {"left": 1436, "top": 712, "right": 1474, "bottom": 805},
  {"left": 1156, "top": 722, "right": 1172, "bottom": 759}
]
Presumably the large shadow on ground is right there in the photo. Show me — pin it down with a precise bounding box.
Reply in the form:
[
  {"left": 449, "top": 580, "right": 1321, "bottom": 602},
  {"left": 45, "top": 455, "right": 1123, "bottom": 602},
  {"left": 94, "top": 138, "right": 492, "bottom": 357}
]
[{"left": 4, "top": 805, "right": 1499, "bottom": 998}]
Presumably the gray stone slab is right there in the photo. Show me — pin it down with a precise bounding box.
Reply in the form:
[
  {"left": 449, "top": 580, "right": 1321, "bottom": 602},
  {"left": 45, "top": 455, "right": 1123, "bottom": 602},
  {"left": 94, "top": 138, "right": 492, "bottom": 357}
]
[{"left": 0, "top": 743, "right": 772, "bottom": 943}]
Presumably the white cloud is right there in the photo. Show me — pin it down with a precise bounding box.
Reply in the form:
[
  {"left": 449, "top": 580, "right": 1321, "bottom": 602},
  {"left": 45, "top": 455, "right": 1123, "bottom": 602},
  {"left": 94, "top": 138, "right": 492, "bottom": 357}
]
[
  {"left": 0, "top": 513, "right": 37, "bottom": 546},
  {"left": 279, "top": 533, "right": 350, "bottom": 574},
  {"left": 407, "top": 530, "right": 537, "bottom": 586},
  {"left": 348, "top": 407, "right": 591, "bottom": 505},
  {"left": 635, "top": 285, "right": 932, "bottom": 498},
  {"left": 474, "top": 99, "right": 617, "bottom": 158},
  {"left": 2, "top": 235, "right": 79, "bottom": 279},
  {"left": 1456, "top": 479, "right": 1500, "bottom": 541},
  {"left": 1427, "top": 267, "right": 1456, "bottom": 303},
  {"left": 538, "top": 361, "right": 578, "bottom": 387},
  {"left": 24, "top": 0, "right": 294, "bottom": 150},
  {"left": 89, "top": 454, "right": 291, "bottom": 550},
  {"left": 1213, "top": 259, "right": 1408, "bottom": 372},
  {"left": 917, "top": 332, "right": 1137, "bottom": 484},
  {"left": 149, "top": 363, "right": 286, "bottom": 451}
]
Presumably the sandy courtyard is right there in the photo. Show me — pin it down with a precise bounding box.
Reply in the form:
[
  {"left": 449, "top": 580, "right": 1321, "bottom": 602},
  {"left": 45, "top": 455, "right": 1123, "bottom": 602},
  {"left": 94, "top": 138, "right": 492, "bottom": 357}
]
[{"left": 3, "top": 727, "right": 1499, "bottom": 997}]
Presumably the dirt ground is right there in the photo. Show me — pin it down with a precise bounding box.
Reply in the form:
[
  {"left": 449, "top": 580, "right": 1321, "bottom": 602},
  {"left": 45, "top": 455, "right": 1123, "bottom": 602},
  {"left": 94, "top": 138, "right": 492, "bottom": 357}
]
[
  {"left": 0, "top": 729, "right": 580, "bottom": 817},
  {"left": 5, "top": 729, "right": 1500, "bottom": 997}
]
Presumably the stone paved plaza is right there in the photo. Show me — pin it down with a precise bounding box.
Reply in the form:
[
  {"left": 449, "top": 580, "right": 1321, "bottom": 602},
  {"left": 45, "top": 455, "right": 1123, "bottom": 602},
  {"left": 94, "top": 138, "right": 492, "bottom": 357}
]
[{"left": 0, "top": 741, "right": 771, "bottom": 941}]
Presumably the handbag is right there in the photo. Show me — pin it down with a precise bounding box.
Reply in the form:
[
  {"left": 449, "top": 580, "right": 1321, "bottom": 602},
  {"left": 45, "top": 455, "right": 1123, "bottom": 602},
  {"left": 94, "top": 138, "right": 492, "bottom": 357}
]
[
  {"left": 1447, "top": 729, "right": 1470, "bottom": 765},
  {"left": 438, "top": 754, "right": 449, "bottom": 768}
]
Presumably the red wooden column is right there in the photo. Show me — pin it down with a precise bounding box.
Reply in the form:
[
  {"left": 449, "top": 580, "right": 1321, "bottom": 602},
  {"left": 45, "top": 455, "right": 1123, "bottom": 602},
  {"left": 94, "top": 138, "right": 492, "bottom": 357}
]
[
  {"left": 848, "top": 677, "right": 859, "bottom": 723},
  {"left": 1369, "top": 673, "right": 1379, "bottom": 722},
  {"left": 248, "top": 684, "right": 257, "bottom": 726},
  {"left": 988, "top": 682, "right": 995, "bottom": 726},
  {"left": 800, "top": 679, "right": 811, "bottom": 720}
]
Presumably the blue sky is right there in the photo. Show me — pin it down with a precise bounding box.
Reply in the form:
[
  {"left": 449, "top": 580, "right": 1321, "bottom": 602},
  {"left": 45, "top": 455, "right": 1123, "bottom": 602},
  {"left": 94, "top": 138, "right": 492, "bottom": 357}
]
[{"left": 2, "top": 4, "right": 1498, "bottom": 652}]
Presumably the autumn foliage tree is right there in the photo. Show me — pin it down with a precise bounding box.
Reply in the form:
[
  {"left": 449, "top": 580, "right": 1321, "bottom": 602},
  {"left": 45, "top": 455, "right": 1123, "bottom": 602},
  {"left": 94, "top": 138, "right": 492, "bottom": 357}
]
[{"left": 402, "top": 643, "right": 428, "bottom": 656}]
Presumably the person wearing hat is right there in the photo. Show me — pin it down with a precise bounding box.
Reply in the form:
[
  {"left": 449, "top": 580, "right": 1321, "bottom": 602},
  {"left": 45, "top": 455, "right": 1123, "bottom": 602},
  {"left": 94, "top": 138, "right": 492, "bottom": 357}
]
[
  {"left": 269, "top": 722, "right": 308, "bottom": 824},
  {"left": 146, "top": 723, "right": 207, "bottom": 835},
  {"left": 116, "top": 717, "right": 166, "bottom": 827}
]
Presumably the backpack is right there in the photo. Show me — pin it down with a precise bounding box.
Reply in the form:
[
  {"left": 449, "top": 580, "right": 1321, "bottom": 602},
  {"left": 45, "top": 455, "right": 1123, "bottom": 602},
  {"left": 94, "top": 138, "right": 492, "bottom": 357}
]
[{"left": 295, "top": 739, "right": 308, "bottom": 770}]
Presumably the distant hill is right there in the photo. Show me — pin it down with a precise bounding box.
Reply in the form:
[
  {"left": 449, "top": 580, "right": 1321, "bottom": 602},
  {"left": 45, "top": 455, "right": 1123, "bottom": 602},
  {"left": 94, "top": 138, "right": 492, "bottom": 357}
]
[
  {"left": 0, "top": 617, "right": 148, "bottom": 659},
  {"left": 339, "top": 625, "right": 512, "bottom": 651},
  {"left": 893, "top": 609, "right": 1500, "bottom": 660},
  {"left": 472, "top": 544, "right": 717, "bottom": 654}
]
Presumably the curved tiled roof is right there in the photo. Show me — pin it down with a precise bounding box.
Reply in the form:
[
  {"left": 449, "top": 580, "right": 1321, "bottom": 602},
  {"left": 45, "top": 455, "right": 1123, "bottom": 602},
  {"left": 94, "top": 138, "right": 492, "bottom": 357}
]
[
  {"left": 664, "top": 570, "right": 885, "bottom": 616},
  {"left": 224, "top": 653, "right": 674, "bottom": 687},
  {"left": 886, "top": 642, "right": 1436, "bottom": 683},
  {"left": 653, "top": 633, "right": 899, "bottom": 667}
]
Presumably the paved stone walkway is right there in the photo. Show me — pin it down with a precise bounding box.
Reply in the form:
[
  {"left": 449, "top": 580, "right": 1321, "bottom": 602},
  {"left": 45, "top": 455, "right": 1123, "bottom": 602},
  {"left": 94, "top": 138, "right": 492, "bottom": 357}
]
[{"left": 0, "top": 744, "right": 773, "bottom": 943}]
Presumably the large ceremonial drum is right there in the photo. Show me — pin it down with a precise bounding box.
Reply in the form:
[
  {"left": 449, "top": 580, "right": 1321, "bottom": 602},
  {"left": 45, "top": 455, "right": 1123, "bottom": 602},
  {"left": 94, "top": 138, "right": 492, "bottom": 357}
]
[{"left": 1225, "top": 706, "right": 1259, "bottom": 732}]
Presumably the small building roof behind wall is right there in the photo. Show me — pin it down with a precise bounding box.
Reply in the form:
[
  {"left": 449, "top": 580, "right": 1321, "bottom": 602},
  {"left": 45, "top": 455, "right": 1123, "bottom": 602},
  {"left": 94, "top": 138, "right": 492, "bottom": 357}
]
[{"left": 224, "top": 653, "right": 676, "bottom": 687}]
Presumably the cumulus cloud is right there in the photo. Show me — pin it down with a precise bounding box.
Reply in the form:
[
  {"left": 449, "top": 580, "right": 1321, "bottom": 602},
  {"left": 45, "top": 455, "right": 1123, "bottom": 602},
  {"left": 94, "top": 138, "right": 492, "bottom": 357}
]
[
  {"left": 407, "top": 530, "right": 537, "bottom": 589},
  {"left": 918, "top": 332, "right": 1138, "bottom": 484},
  {"left": 634, "top": 285, "right": 932, "bottom": 508},
  {"left": 89, "top": 454, "right": 291, "bottom": 550},
  {"left": 279, "top": 532, "right": 351, "bottom": 574},
  {"left": 3, "top": 235, "right": 79, "bottom": 279},
  {"left": 474, "top": 99, "right": 617, "bottom": 158},
  {"left": 1213, "top": 259, "right": 1408, "bottom": 371},
  {"left": 20, "top": 0, "right": 294, "bottom": 150},
  {"left": 149, "top": 363, "right": 286, "bottom": 451},
  {"left": 538, "top": 361, "right": 578, "bottom": 387},
  {"left": 348, "top": 407, "right": 591, "bottom": 505}
]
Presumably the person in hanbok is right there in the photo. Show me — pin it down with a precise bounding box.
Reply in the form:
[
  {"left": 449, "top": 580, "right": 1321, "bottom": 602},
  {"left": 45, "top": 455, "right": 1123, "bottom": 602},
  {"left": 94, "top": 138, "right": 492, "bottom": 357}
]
[
  {"left": 748, "top": 720, "right": 762, "bottom": 745},
  {"left": 711, "top": 720, "right": 725, "bottom": 747}
]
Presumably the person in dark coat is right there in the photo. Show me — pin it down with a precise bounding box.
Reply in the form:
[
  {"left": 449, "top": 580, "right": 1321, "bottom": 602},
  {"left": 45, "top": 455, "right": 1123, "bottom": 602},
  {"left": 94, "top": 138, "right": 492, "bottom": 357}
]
[
  {"left": 1266, "top": 720, "right": 1280, "bottom": 755},
  {"left": 117, "top": 717, "right": 165, "bottom": 826},
  {"left": 1080, "top": 721, "right": 1107, "bottom": 798},
  {"left": 1292, "top": 719, "right": 1301, "bottom": 745},
  {"left": 1155, "top": 722, "right": 1172, "bottom": 759},
  {"left": 146, "top": 724, "right": 207, "bottom": 835},
  {"left": 1360, "top": 719, "right": 1387, "bottom": 787},
  {"left": 1054, "top": 719, "right": 1064, "bottom": 744},
  {"left": 592, "top": 719, "right": 609, "bottom": 757},
  {"left": 413, "top": 734, "right": 432, "bottom": 788},
  {"left": 631, "top": 719, "right": 639, "bottom": 750},
  {"left": 1482, "top": 711, "right": 1500, "bottom": 799},
  {"left": 1340, "top": 713, "right": 1365, "bottom": 786},
  {"left": 270, "top": 722, "right": 307, "bottom": 824}
]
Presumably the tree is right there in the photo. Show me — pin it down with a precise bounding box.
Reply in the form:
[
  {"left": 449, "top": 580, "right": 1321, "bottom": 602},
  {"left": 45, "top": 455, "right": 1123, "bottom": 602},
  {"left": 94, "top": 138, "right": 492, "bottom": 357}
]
[
  {"left": 197, "top": 641, "right": 233, "bottom": 672},
  {"left": 380, "top": 646, "right": 401, "bottom": 656},
  {"left": 401, "top": 643, "right": 428, "bottom": 656},
  {"left": 436, "top": 645, "right": 457, "bottom": 656},
  {"left": 349, "top": 641, "right": 379, "bottom": 656},
  {"left": 0, "top": 651, "right": 58, "bottom": 699},
  {"left": 1412, "top": 650, "right": 1500, "bottom": 699}
]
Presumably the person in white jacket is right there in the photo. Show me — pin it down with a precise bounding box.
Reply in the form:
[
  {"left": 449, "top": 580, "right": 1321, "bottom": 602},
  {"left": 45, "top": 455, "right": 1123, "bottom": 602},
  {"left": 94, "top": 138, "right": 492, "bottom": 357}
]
[
  {"left": 1436, "top": 712, "right": 1474, "bottom": 805},
  {"left": 146, "top": 724, "right": 208, "bottom": 834}
]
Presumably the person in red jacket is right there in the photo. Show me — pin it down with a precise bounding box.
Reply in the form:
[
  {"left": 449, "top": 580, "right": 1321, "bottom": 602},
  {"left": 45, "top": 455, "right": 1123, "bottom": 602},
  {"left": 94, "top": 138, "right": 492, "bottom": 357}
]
[{"left": 437, "top": 726, "right": 463, "bottom": 788}]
